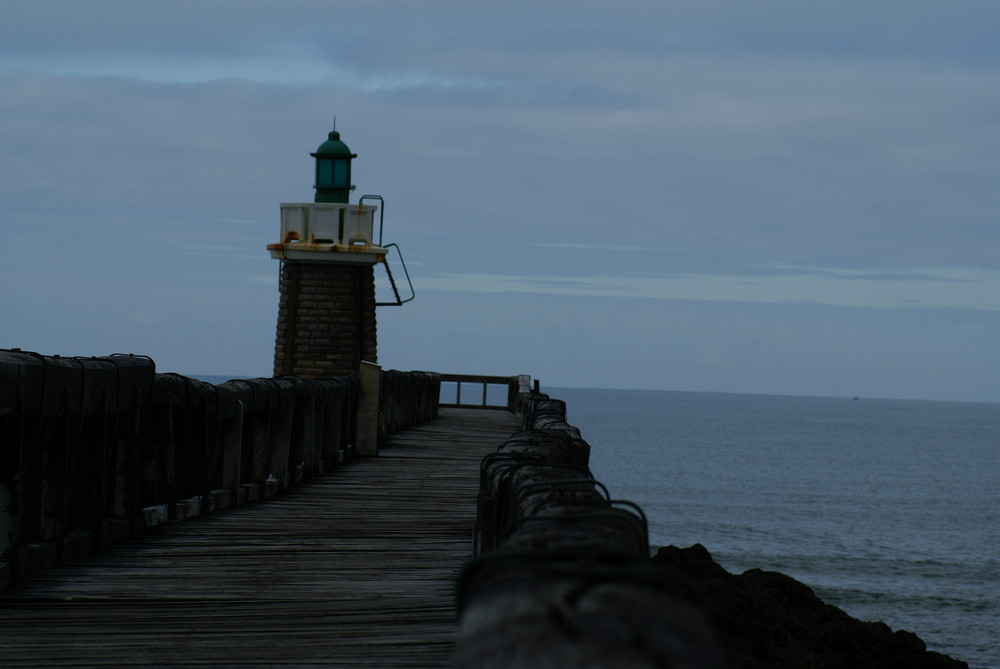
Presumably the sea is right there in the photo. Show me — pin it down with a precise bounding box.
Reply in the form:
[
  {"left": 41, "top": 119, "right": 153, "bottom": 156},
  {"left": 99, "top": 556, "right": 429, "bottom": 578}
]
[{"left": 549, "top": 387, "right": 1000, "bottom": 669}]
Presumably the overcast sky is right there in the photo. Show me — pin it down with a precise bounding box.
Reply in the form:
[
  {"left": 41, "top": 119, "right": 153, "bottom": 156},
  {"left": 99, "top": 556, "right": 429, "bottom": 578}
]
[{"left": 3, "top": 1, "right": 999, "bottom": 402}]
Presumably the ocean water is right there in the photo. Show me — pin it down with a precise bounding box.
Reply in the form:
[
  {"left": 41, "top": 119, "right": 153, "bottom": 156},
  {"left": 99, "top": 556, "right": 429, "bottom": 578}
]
[{"left": 550, "top": 387, "right": 1000, "bottom": 669}]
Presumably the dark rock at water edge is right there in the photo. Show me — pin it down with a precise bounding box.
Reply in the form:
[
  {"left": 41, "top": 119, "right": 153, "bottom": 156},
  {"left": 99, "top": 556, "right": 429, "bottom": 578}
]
[{"left": 652, "top": 544, "right": 968, "bottom": 669}]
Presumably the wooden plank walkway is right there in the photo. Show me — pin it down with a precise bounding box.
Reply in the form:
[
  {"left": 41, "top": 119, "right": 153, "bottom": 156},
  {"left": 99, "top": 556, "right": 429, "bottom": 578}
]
[{"left": 0, "top": 407, "right": 520, "bottom": 668}]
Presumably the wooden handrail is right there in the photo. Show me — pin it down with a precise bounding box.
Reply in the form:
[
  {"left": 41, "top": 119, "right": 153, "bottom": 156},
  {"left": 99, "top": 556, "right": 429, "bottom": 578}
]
[{"left": 439, "top": 373, "right": 530, "bottom": 411}]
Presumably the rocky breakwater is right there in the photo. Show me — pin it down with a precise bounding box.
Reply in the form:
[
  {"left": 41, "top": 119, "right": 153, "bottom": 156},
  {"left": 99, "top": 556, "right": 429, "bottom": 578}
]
[
  {"left": 455, "top": 394, "right": 726, "bottom": 669},
  {"left": 653, "top": 543, "right": 968, "bottom": 669},
  {"left": 455, "top": 392, "right": 969, "bottom": 669}
]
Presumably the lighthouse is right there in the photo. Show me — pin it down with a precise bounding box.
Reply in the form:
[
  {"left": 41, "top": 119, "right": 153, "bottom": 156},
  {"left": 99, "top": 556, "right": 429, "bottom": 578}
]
[{"left": 267, "top": 129, "right": 399, "bottom": 379}]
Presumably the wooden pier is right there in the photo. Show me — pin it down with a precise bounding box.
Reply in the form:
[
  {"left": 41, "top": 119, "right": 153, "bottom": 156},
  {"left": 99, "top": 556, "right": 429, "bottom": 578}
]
[{"left": 0, "top": 407, "right": 521, "bottom": 668}]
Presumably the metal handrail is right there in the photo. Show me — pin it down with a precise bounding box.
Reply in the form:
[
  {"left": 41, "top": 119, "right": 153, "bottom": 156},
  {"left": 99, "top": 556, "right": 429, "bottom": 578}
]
[
  {"left": 358, "top": 194, "right": 385, "bottom": 244},
  {"left": 440, "top": 373, "right": 524, "bottom": 411},
  {"left": 376, "top": 244, "right": 415, "bottom": 306},
  {"left": 356, "top": 193, "right": 415, "bottom": 307}
]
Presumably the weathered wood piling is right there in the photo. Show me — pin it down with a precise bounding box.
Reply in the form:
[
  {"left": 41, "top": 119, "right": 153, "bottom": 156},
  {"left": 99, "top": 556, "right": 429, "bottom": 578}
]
[
  {"left": 0, "top": 349, "right": 439, "bottom": 589},
  {"left": 2, "top": 350, "right": 729, "bottom": 667},
  {"left": 455, "top": 394, "right": 726, "bottom": 668},
  {"left": 0, "top": 406, "right": 520, "bottom": 667}
]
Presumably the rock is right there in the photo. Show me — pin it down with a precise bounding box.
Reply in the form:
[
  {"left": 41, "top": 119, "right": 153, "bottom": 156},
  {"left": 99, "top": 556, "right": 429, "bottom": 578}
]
[{"left": 652, "top": 544, "right": 968, "bottom": 669}]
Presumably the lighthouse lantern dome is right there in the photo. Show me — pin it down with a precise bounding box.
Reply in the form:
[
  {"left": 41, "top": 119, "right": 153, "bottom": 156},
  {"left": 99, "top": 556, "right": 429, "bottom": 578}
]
[{"left": 311, "top": 130, "right": 356, "bottom": 204}]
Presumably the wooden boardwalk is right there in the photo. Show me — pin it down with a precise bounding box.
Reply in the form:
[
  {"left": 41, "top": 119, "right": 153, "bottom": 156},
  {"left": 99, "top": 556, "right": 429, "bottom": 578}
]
[{"left": 0, "top": 408, "right": 520, "bottom": 668}]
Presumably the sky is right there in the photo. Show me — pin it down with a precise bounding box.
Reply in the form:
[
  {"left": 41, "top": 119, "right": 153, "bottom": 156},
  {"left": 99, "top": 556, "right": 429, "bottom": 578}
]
[{"left": 2, "top": 1, "right": 1000, "bottom": 403}]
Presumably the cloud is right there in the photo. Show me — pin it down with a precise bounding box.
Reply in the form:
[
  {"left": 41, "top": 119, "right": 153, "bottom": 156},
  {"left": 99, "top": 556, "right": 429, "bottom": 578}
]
[
  {"left": 3, "top": 51, "right": 495, "bottom": 90},
  {"left": 416, "top": 265, "right": 1000, "bottom": 311},
  {"left": 4, "top": 1, "right": 1000, "bottom": 401},
  {"left": 116, "top": 313, "right": 163, "bottom": 326},
  {"left": 533, "top": 242, "right": 662, "bottom": 254},
  {"left": 698, "top": 348, "right": 728, "bottom": 367}
]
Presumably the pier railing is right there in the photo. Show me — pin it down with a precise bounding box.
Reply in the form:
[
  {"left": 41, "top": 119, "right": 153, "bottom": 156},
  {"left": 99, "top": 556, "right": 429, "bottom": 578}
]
[
  {"left": 1, "top": 350, "right": 724, "bottom": 665},
  {"left": 439, "top": 373, "right": 530, "bottom": 411},
  {"left": 0, "top": 349, "right": 442, "bottom": 589},
  {"left": 454, "top": 391, "right": 725, "bottom": 667}
]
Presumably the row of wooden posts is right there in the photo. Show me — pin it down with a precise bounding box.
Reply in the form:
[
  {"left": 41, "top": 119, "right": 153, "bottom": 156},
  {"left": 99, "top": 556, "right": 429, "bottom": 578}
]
[
  {"left": 0, "top": 349, "right": 441, "bottom": 589},
  {"left": 455, "top": 393, "right": 726, "bottom": 668},
  {"left": 1, "top": 349, "right": 719, "bottom": 665}
]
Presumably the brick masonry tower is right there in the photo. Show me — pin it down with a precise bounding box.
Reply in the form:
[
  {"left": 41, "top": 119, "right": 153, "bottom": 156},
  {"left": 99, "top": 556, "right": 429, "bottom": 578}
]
[{"left": 267, "top": 129, "right": 388, "bottom": 379}]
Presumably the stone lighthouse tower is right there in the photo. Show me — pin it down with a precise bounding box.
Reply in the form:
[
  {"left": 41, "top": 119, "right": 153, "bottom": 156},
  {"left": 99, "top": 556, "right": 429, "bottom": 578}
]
[{"left": 267, "top": 129, "right": 388, "bottom": 379}]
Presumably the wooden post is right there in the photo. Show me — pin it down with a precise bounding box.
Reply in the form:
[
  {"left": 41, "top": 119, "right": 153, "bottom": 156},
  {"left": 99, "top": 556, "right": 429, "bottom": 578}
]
[
  {"left": 299, "top": 393, "right": 317, "bottom": 479},
  {"left": 268, "top": 390, "right": 294, "bottom": 492},
  {"left": 320, "top": 388, "right": 337, "bottom": 472},
  {"left": 220, "top": 400, "right": 243, "bottom": 507},
  {"left": 356, "top": 362, "right": 381, "bottom": 457}
]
